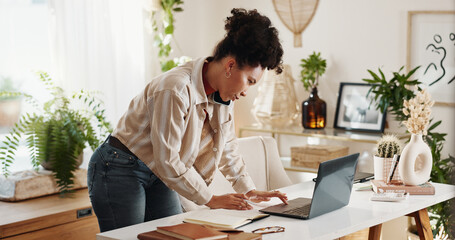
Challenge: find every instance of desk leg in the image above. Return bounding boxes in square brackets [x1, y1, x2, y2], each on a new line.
[406, 208, 433, 240]
[368, 224, 382, 240]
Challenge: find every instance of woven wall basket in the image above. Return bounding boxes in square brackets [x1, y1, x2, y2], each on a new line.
[272, 0, 320, 47]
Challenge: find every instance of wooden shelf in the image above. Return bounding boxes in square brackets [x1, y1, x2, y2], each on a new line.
[0, 188, 99, 239]
[239, 124, 409, 144]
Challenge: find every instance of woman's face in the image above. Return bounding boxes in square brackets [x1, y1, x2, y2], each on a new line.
[218, 64, 264, 102]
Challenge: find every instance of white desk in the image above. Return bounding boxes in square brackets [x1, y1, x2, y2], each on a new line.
[97, 181, 455, 240]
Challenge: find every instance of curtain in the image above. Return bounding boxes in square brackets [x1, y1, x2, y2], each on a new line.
[48, 0, 146, 123]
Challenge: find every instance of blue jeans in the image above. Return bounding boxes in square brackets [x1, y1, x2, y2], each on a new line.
[87, 138, 183, 232]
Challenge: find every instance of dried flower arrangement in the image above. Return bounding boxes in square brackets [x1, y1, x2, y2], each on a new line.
[402, 89, 434, 135]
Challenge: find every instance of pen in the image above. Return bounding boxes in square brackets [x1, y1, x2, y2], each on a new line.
[387, 155, 400, 184]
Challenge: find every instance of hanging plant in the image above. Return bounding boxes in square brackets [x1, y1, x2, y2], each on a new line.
[149, 0, 190, 72]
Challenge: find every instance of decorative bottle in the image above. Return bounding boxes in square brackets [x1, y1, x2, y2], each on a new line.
[302, 87, 326, 129]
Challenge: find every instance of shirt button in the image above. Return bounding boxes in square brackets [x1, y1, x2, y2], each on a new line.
[212, 148, 218, 152]
[213, 129, 218, 133]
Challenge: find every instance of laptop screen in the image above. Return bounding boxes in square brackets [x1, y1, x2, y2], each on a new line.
[309, 153, 359, 218]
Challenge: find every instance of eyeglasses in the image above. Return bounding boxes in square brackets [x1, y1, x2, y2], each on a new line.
[252, 226, 285, 234]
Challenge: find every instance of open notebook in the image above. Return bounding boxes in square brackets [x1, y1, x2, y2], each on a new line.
[183, 209, 269, 229]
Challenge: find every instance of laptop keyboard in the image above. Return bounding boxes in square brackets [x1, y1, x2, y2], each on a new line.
[283, 204, 311, 216]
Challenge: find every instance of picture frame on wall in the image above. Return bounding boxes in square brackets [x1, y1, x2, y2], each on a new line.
[406, 11, 455, 107]
[334, 82, 386, 133]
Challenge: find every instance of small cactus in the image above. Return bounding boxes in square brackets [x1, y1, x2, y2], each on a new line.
[376, 134, 401, 158]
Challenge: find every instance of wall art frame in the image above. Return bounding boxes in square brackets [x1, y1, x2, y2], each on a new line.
[406, 11, 455, 107]
[334, 82, 386, 133]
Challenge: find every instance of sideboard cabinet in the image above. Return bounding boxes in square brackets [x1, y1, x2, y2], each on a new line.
[0, 188, 99, 240]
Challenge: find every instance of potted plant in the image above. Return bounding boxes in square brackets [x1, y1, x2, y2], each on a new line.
[0, 76, 22, 128]
[363, 66, 454, 238]
[300, 51, 327, 129]
[374, 134, 401, 181]
[0, 72, 112, 194]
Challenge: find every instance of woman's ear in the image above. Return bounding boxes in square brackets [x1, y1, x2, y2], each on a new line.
[225, 57, 236, 72]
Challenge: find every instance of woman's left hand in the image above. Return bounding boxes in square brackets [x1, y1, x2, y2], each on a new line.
[245, 190, 288, 204]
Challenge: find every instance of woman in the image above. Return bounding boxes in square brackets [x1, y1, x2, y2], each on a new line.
[88, 8, 288, 232]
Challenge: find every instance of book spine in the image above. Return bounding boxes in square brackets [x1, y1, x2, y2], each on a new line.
[373, 186, 434, 195]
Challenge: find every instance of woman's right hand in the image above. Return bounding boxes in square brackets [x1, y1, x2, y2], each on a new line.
[206, 193, 253, 210]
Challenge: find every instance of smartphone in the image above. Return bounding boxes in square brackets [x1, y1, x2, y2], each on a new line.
[213, 91, 231, 105]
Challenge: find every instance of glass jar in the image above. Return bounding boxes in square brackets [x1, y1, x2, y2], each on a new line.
[302, 87, 326, 129]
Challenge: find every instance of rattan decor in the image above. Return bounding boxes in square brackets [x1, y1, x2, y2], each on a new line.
[272, 0, 320, 47]
[291, 145, 349, 168]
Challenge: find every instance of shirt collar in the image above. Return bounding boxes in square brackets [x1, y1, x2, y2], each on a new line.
[192, 57, 210, 105]
[191, 57, 231, 107]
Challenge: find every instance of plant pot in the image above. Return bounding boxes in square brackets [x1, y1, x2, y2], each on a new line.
[302, 87, 326, 129]
[398, 134, 432, 185]
[41, 154, 84, 171]
[0, 99, 21, 127]
[373, 156, 401, 182]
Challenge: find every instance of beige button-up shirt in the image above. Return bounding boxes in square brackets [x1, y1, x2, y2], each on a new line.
[112, 57, 255, 205]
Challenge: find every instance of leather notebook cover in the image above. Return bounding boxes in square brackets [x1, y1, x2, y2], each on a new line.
[227, 232, 262, 240]
[137, 230, 180, 240]
[156, 222, 227, 239]
[137, 230, 261, 240]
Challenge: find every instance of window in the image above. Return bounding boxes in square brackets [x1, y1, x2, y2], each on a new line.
[0, 0, 51, 173]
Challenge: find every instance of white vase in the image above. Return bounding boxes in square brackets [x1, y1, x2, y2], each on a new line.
[398, 134, 432, 185]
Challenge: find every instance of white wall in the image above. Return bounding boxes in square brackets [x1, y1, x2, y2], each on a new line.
[173, 0, 455, 160]
[173, 2, 454, 237]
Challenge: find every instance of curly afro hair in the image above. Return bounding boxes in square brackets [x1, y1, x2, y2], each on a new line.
[212, 8, 283, 74]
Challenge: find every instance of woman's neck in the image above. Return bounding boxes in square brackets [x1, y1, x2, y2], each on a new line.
[204, 60, 222, 93]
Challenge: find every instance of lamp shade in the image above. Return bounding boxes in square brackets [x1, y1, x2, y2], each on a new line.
[272, 0, 319, 47]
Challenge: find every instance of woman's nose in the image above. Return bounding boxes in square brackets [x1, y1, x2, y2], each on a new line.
[240, 91, 247, 97]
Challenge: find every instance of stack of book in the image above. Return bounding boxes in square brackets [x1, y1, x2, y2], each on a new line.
[370, 180, 435, 195]
[137, 222, 262, 240]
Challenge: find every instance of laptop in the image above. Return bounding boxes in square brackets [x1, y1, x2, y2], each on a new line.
[259, 153, 359, 219]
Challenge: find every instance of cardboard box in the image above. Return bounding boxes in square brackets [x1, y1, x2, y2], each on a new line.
[291, 145, 349, 168]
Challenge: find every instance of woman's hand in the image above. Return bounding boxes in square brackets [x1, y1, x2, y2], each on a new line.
[245, 189, 288, 204]
[206, 193, 253, 210]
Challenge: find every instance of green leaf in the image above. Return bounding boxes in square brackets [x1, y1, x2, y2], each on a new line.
[428, 121, 442, 131]
[164, 25, 174, 35]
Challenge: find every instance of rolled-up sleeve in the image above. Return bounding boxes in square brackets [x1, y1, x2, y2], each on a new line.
[148, 90, 212, 205]
[218, 115, 256, 194]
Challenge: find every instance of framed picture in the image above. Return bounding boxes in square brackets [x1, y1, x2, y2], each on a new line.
[406, 11, 455, 106]
[334, 82, 386, 133]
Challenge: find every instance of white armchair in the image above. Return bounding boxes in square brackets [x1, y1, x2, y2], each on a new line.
[180, 136, 292, 211]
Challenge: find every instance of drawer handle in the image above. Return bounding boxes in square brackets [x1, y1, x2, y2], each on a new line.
[77, 208, 93, 218]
